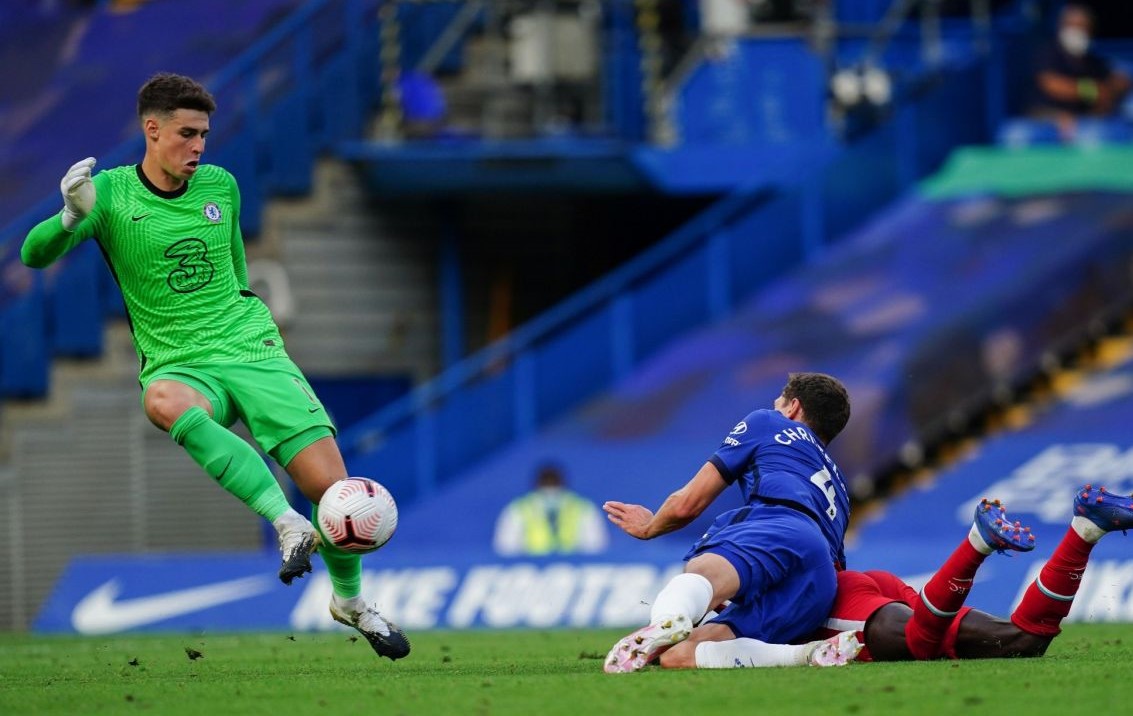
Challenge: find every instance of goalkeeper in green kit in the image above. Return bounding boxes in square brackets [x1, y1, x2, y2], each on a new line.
[21, 73, 409, 660]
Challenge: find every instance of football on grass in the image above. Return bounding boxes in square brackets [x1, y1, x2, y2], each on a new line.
[317, 477, 398, 553]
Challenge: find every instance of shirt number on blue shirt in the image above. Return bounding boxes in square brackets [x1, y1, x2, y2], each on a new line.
[809, 468, 838, 520]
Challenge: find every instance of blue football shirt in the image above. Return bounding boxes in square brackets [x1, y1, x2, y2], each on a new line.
[708, 408, 850, 567]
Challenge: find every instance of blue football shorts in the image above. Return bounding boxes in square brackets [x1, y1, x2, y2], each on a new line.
[684, 503, 838, 644]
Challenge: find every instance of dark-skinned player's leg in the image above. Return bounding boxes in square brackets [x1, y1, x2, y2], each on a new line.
[1010, 485, 1133, 640]
[860, 602, 914, 661]
[903, 499, 1034, 659]
[952, 610, 1053, 658]
[876, 486, 1133, 660]
[864, 600, 1052, 660]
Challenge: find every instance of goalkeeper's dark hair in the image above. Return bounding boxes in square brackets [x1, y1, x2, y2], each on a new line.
[781, 372, 851, 445]
[137, 73, 216, 119]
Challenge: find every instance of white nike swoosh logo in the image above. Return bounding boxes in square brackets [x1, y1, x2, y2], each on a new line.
[71, 575, 275, 634]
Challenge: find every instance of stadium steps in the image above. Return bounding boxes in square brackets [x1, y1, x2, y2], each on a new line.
[869, 316, 1133, 514]
[259, 159, 441, 381]
[0, 321, 140, 445]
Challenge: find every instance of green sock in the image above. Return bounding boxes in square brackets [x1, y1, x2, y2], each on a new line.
[170, 406, 290, 522]
[312, 504, 363, 599]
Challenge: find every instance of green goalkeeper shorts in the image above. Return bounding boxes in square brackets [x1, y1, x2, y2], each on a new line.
[145, 357, 337, 465]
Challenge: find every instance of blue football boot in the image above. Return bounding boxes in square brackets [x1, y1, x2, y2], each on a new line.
[974, 498, 1036, 554]
[1074, 484, 1133, 535]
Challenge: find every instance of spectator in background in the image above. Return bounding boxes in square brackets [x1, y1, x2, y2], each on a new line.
[1033, 3, 1131, 140]
[493, 462, 609, 556]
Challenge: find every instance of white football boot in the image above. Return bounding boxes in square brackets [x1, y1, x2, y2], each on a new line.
[330, 595, 411, 661]
[604, 615, 693, 673]
[805, 631, 862, 667]
[277, 518, 319, 585]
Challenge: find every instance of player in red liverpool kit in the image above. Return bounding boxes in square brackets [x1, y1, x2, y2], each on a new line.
[664, 484, 1133, 668]
[815, 484, 1133, 661]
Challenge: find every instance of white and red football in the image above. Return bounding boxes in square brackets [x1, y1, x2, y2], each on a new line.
[317, 477, 398, 554]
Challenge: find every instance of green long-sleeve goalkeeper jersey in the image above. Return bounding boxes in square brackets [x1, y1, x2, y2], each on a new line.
[22, 163, 287, 383]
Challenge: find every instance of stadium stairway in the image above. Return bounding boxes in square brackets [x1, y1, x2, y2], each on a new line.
[256, 160, 441, 382]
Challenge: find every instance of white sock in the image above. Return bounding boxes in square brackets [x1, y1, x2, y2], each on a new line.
[1071, 515, 1106, 543]
[332, 593, 365, 614]
[650, 573, 714, 625]
[968, 524, 993, 555]
[272, 508, 310, 534]
[695, 638, 811, 668]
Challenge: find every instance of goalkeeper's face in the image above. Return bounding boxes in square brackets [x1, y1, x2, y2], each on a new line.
[147, 109, 210, 185]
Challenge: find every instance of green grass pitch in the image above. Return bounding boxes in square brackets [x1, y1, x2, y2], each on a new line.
[1, 625, 1128, 715]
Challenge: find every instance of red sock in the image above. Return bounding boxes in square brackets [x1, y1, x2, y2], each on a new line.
[905, 538, 986, 660]
[1011, 527, 1093, 637]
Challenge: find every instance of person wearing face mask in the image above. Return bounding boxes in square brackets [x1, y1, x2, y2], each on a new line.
[1033, 3, 1131, 134]
[493, 462, 610, 556]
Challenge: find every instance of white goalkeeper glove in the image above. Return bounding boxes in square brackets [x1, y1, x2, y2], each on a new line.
[60, 157, 97, 231]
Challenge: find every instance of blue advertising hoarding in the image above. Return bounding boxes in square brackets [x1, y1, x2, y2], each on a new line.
[36, 551, 683, 635]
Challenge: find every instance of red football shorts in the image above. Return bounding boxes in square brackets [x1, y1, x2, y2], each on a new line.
[813, 569, 972, 661]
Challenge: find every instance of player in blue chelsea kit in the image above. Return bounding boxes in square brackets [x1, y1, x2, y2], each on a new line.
[604, 373, 855, 672]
